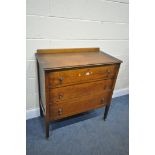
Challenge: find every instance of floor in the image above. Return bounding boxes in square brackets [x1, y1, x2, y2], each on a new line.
[26, 95, 129, 155]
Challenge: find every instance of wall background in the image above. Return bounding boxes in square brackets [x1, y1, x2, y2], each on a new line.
[26, 0, 129, 115]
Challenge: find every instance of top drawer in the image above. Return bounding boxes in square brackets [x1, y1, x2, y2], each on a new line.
[48, 64, 119, 88]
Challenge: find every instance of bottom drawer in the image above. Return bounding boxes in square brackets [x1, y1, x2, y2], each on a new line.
[49, 91, 112, 121]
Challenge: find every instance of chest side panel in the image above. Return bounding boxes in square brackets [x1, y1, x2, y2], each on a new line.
[39, 66, 46, 112]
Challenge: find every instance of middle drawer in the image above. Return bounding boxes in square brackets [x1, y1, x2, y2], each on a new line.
[49, 79, 114, 106]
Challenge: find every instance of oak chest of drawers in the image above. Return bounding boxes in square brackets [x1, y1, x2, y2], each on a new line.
[36, 48, 122, 138]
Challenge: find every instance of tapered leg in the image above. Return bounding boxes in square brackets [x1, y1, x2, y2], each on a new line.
[39, 100, 43, 117]
[104, 104, 110, 121]
[45, 120, 49, 138]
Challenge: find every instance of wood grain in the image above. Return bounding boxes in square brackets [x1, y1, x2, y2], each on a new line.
[36, 49, 122, 70]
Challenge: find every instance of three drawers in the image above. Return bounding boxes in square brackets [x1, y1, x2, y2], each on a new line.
[48, 64, 119, 120]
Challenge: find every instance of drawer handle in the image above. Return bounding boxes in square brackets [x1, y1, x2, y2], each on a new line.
[58, 108, 63, 115]
[107, 70, 111, 74]
[59, 93, 63, 100]
[58, 77, 64, 83]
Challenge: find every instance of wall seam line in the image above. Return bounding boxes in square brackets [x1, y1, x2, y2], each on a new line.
[26, 14, 128, 24]
[26, 38, 129, 41]
[105, 0, 129, 4]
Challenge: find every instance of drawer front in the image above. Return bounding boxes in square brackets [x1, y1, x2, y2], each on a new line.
[49, 79, 114, 105]
[48, 64, 119, 88]
[49, 91, 112, 120]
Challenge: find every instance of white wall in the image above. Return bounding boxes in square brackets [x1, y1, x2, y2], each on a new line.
[26, 0, 129, 111]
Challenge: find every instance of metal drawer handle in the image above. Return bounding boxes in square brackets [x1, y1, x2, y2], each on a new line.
[59, 93, 63, 100]
[58, 108, 63, 115]
[107, 70, 111, 74]
[58, 77, 64, 83]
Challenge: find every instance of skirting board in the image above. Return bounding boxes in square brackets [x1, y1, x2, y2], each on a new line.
[26, 88, 129, 120]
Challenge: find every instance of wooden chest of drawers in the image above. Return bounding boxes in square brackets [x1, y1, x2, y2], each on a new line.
[36, 48, 122, 138]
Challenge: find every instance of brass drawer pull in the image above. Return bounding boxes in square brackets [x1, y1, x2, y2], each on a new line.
[58, 77, 64, 84]
[59, 93, 64, 100]
[58, 108, 63, 115]
[107, 70, 111, 74]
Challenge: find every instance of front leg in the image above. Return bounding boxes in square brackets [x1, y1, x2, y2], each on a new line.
[45, 119, 49, 138]
[103, 104, 110, 121]
[39, 99, 43, 117]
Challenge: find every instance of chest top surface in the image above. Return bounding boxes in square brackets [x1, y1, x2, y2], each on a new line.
[36, 48, 122, 70]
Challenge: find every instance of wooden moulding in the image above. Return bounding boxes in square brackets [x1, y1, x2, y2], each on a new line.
[37, 47, 100, 54]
